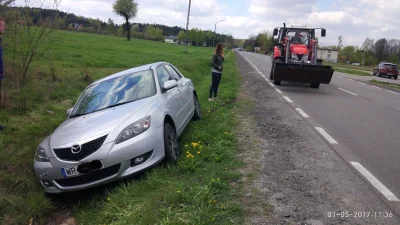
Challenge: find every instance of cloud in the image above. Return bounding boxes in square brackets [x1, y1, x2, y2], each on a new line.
[12, 0, 400, 46]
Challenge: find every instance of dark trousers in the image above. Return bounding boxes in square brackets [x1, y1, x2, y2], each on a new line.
[209, 72, 222, 98]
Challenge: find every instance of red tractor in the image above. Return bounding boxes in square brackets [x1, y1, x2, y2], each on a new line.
[270, 23, 334, 88]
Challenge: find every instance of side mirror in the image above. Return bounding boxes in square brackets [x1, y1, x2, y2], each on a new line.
[321, 29, 326, 37]
[273, 28, 278, 36]
[163, 79, 178, 91]
[66, 108, 73, 117]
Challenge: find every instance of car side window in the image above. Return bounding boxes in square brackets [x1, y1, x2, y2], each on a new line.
[157, 66, 172, 88]
[164, 64, 181, 80]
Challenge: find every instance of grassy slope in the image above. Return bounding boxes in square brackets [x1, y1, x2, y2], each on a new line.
[333, 67, 372, 76]
[0, 31, 243, 224]
[370, 79, 400, 90]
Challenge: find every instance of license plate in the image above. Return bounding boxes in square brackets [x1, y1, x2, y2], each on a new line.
[61, 166, 80, 177]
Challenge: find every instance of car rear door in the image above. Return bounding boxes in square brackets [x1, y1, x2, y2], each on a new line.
[156, 65, 185, 133]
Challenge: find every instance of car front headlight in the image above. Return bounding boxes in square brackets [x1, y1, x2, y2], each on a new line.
[35, 146, 49, 162]
[116, 115, 151, 144]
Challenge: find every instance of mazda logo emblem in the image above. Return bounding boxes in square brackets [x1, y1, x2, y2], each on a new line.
[71, 144, 82, 154]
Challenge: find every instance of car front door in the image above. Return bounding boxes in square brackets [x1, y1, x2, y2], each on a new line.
[164, 64, 193, 125]
[156, 65, 185, 133]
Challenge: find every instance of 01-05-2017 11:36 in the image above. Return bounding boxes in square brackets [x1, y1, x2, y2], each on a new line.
[327, 211, 393, 218]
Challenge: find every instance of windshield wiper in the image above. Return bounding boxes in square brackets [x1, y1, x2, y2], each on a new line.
[103, 100, 136, 109]
[69, 112, 90, 118]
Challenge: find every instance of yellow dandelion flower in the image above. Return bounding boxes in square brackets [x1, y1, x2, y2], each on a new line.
[107, 198, 110, 201]
[224, 132, 227, 134]
[185, 145, 188, 147]
[197, 151, 200, 154]
[212, 178, 215, 182]
[191, 155, 194, 158]
[186, 155, 190, 158]
[186, 151, 189, 154]
[177, 190, 181, 193]
[191, 142, 199, 147]
[200, 146, 203, 148]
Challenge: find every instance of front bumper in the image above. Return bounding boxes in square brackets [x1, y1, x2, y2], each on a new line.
[34, 125, 165, 194]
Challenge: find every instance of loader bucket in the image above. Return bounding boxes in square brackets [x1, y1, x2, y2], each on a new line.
[272, 63, 334, 84]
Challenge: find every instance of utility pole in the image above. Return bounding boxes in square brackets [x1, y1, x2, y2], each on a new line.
[185, 0, 191, 53]
[213, 20, 223, 47]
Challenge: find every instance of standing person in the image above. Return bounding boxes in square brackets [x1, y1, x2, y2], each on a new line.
[209, 42, 224, 101]
[0, 17, 6, 131]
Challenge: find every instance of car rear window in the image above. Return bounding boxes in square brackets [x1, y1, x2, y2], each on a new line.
[384, 64, 397, 69]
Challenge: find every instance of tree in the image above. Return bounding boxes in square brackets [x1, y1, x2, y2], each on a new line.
[177, 30, 185, 43]
[0, 0, 14, 13]
[106, 18, 115, 34]
[374, 38, 387, 61]
[112, 0, 138, 41]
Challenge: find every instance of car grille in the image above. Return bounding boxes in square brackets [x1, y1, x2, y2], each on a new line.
[54, 163, 121, 187]
[53, 135, 108, 161]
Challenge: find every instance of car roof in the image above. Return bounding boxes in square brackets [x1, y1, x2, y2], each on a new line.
[380, 62, 397, 65]
[91, 62, 169, 85]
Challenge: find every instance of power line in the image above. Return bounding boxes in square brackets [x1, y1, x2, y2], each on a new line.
[192, 0, 206, 22]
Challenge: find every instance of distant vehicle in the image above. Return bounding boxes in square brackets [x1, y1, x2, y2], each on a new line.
[33, 62, 202, 193]
[237, 48, 243, 51]
[351, 63, 360, 66]
[373, 62, 398, 79]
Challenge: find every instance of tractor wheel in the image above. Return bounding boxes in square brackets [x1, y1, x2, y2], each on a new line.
[273, 80, 281, 85]
[310, 83, 320, 89]
[271, 58, 282, 84]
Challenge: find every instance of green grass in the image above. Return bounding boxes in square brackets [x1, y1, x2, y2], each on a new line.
[0, 30, 244, 224]
[370, 79, 400, 90]
[333, 67, 372, 76]
[323, 62, 374, 71]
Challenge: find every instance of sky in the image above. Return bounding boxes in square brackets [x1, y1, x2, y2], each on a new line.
[14, 0, 400, 46]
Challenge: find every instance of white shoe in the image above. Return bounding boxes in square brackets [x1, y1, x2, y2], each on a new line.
[208, 98, 214, 101]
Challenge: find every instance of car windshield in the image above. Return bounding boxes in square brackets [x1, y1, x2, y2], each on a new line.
[70, 69, 156, 117]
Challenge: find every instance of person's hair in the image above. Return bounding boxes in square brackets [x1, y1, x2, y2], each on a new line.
[214, 42, 224, 55]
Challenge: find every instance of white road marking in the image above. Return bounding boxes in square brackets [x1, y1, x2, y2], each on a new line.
[338, 88, 358, 96]
[265, 78, 269, 82]
[275, 88, 282, 93]
[261, 75, 265, 78]
[283, 96, 293, 103]
[315, 127, 338, 144]
[268, 82, 275, 87]
[387, 90, 399, 95]
[372, 86, 382, 90]
[357, 81, 366, 85]
[338, 76, 343, 78]
[350, 161, 400, 202]
[295, 108, 310, 118]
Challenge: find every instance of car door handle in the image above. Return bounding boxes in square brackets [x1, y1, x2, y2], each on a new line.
[185, 81, 190, 86]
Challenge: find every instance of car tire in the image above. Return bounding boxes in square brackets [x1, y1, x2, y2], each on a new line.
[310, 83, 320, 88]
[273, 80, 281, 85]
[163, 123, 179, 164]
[394, 76, 398, 80]
[377, 72, 381, 77]
[192, 94, 201, 121]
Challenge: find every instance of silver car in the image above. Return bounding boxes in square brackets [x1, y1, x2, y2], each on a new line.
[33, 62, 202, 194]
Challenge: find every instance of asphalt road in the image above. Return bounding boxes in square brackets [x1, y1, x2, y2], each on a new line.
[238, 51, 400, 217]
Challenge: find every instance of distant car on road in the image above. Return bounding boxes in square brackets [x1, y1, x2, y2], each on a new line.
[373, 62, 398, 80]
[33, 62, 202, 193]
